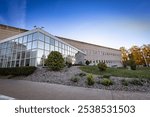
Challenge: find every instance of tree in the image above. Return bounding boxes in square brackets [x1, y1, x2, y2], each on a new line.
[45, 51, 65, 71]
[120, 47, 128, 67]
[129, 46, 143, 66]
[141, 44, 150, 66]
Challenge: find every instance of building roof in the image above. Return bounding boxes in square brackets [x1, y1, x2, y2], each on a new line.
[0, 24, 28, 32]
[56, 36, 120, 51]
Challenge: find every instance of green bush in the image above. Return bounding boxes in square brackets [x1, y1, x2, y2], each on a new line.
[129, 79, 143, 86]
[45, 51, 65, 71]
[103, 74, 111, 78]
[86, 73, 95, 85]
[0, 66, 36, 76]
[101, 78, 113, 86]
[97, 62, 107, 71]
[70, 76, 80, 83]
[121, 79, 129, 86]
[85, 60, 90, 65]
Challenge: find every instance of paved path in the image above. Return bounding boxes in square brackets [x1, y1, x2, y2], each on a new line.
[0, 79, 150, 100]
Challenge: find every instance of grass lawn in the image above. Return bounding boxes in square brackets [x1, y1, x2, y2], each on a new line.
[79, 66, 150, 79]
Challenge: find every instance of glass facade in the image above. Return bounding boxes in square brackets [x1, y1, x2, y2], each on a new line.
[0, 30, 81, 68]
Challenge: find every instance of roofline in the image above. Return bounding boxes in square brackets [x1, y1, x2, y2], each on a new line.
[0, 24, 28, 32]
[56, 36, 120, 51]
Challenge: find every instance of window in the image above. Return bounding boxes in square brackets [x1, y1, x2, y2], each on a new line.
[21, 51, 25, 59]
[55, 46, 58, 51]
[25, 59, 30, 66]
[27, 42, 32, 50]
[58, 42, 61, 48]
[23, 36, 27, 43]
[28, 34, 32, 42]
[30, 50, 37, 58]
[45, 36, 50, 43]
[33, 32, 38, 41]
[26, 51, 30, 58]
[37, 49, 44, 58]
[39, 33, 44, 41]
[32, 41, 37, 49]
[20, 60, 24, 66]
[38, 41, 44, 49]
[50, 38, 55, 45]
[51, 45, 54, 51]
[45, 43, 49, 51]
[17, 52, 21, 59]
[55, 40, 58, 47]
[30, 58, 36, 66]
[18, 37, 23, 43]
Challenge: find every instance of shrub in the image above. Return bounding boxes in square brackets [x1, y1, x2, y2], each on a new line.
[0, 66, 36, 76]
[86, 73, 95, 85]
[78, 72, 86, 77]
[85, 60, 90, 65]
[103, 74, 111, 78]
[97, 62, 107, 71]
[70, 76, 80, 83]
[129, 79, 143, 86]
[66, 56, 73, 68]
[101, 78, 113, 86]
[45, 51, 65, 71]
[121, 79, 129, 86]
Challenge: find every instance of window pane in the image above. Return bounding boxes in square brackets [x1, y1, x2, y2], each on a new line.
[32, 41, 37, 49]
[20, 60, 24, 66]
[50, 38, 54, 45]
[45, 36, 50, 43]
[21, 51, 25, 59]
[33, 32, 38, 41]
[28, 34, 32, 42]
[55, 40, 58, 47]
[38, 41, 44, 49]
[51, 45, 54, 51]
[30, 58, 36, 66]
[37, 49, 44, 58]
[26, 51, 30, 58]
[17, 52, 21, 59]
[55, 46, 58, 51]
[31, 50, 37, 58]
[58, 42, 62, 48]
[27, 42, 32, 50]
[39, 33, 44, 41]
[45, 43, 49, 51]
[25, 59, 30, 66]
[18, 37, 23, 43]
[23, 36, 27, 43]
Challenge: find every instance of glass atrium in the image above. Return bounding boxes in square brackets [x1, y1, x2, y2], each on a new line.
[0, 29, 84, 68]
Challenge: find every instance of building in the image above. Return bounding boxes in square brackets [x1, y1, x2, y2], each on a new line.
[0, 24, 122, 68]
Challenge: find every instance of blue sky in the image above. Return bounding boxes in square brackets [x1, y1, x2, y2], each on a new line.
[0, 0, 150, 49]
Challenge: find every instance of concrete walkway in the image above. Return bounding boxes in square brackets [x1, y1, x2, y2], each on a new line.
[0, 79, 150, 100]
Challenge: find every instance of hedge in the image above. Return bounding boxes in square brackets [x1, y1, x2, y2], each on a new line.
[0, 66, 36, 76]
